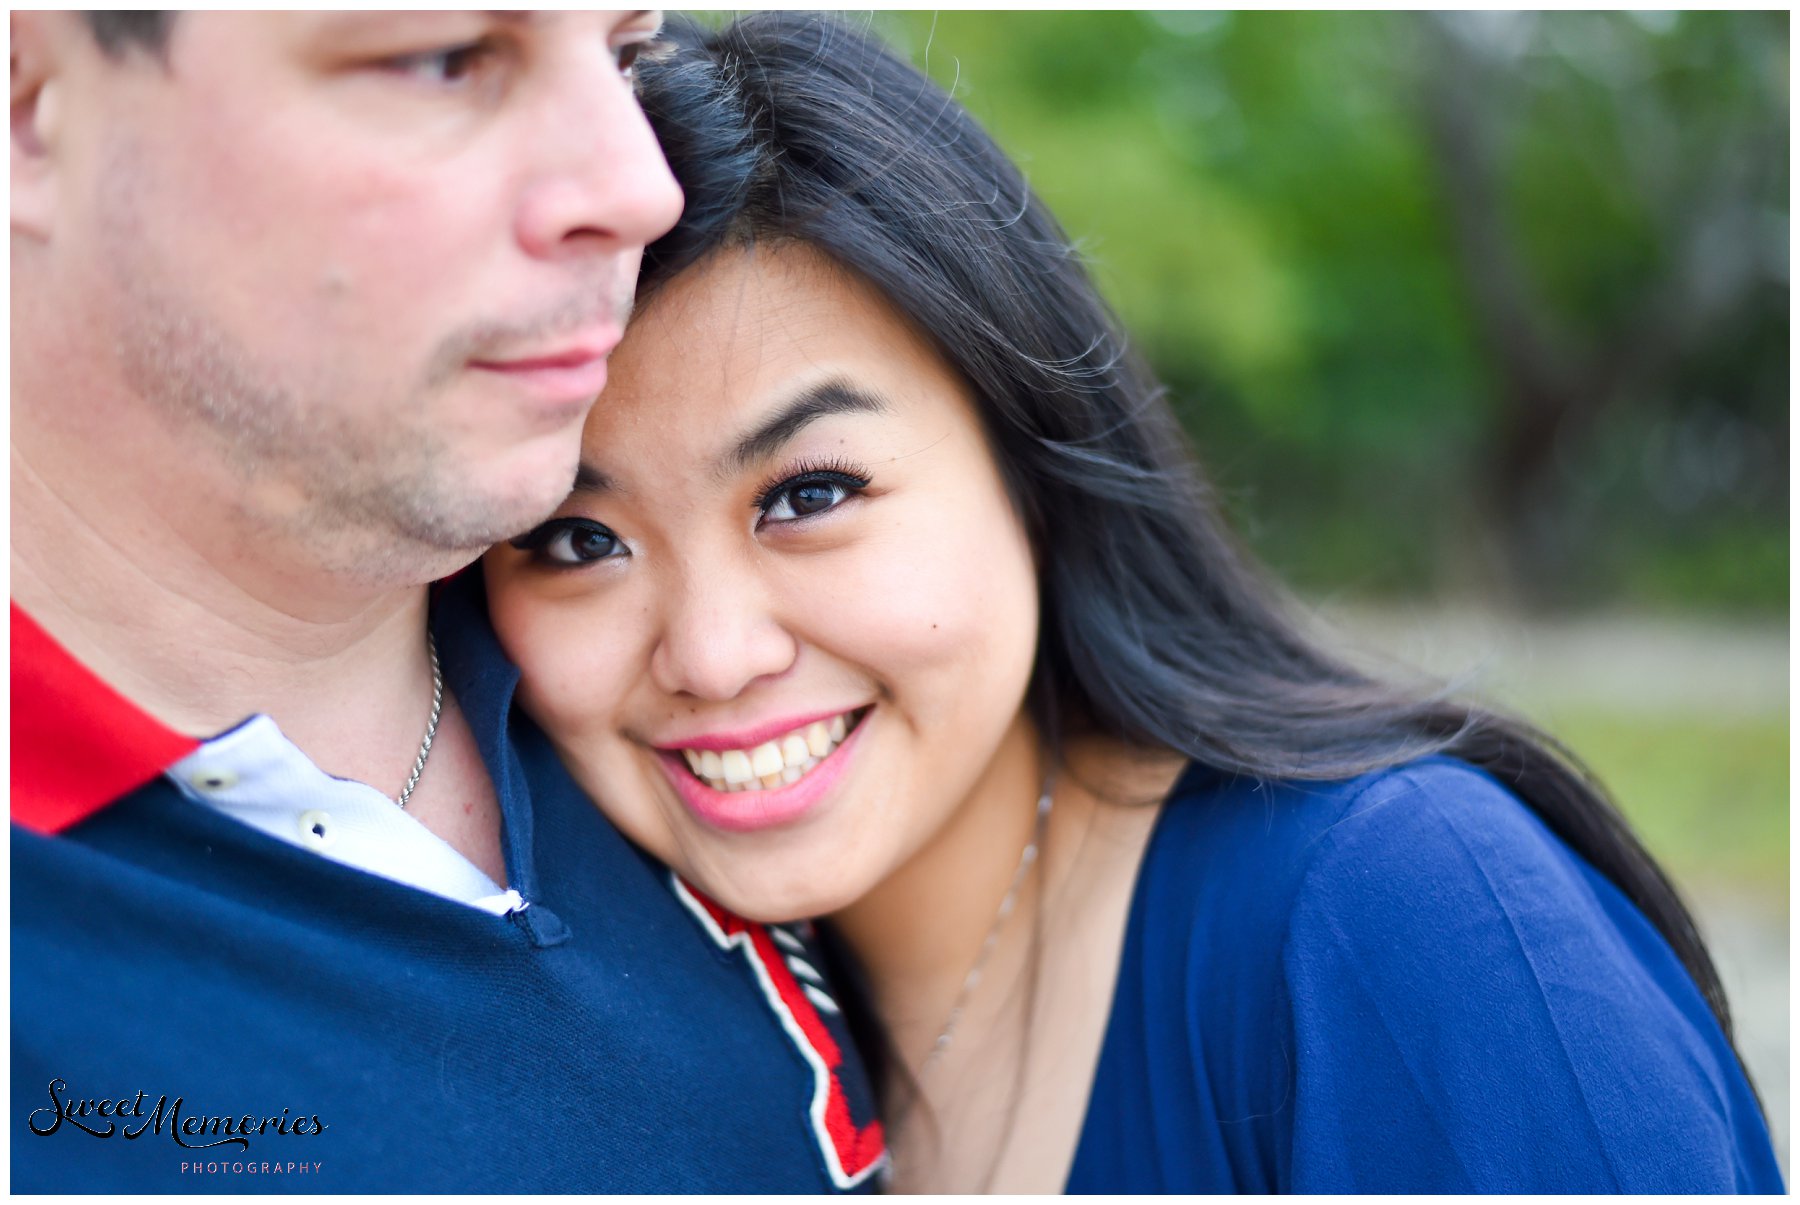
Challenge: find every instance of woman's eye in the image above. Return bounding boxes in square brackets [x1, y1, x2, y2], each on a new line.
[757, 473, 868, 525]
[509, 519, 626, 567]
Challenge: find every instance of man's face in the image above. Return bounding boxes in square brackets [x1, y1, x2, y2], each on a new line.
[21, 12, 683, 561]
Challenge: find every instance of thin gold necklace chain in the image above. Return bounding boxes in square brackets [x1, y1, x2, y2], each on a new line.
[920, 778, 1054, 1077]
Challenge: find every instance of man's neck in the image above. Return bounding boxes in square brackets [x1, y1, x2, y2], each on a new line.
[11, 434, 480, 809]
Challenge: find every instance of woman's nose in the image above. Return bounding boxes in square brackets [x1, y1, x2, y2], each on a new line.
[648, 570, 799, 701]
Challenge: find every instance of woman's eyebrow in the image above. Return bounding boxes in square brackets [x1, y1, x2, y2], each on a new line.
[719, 378, 890, 476]
[568, 462, 614, 496]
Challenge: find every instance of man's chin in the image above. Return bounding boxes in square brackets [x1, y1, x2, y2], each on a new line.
[292, 443, 582, 585]
[410, 448, 583, 552]
[394, 497, 562, 559]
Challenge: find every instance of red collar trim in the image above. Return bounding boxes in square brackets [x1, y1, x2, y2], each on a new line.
[11, 602, 199, 834]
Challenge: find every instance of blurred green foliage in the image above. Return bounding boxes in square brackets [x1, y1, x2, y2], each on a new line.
[845, 10, 1788, 613]
[1547, 705, 1789, 903]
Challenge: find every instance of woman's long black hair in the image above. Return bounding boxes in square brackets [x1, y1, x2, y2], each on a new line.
[632, 11, 1741, 1079]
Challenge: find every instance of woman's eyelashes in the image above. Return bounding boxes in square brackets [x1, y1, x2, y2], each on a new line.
[509, 517, 626, 567]
[507, 459, 873, 568]
[754, 459, 873, 526]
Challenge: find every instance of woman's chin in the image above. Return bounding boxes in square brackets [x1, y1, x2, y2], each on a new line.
[701, 865, 872, 927]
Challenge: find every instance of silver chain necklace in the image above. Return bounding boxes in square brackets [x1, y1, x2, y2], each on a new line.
[921, 779, 1054, 1076]
[393, 631, 443, 810]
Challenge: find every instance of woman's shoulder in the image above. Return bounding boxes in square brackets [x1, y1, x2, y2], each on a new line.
[1149, 755, 1683, 1016]
[1254, 755, 1658, 1005]
[1146, 755, 1569, 936]
[1136, 756, 1779, 1191]
[1161, 752, 1544, 856]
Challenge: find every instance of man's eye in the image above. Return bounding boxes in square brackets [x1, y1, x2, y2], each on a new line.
[509, 519, 626, 567]
[613, 40, 648, 80]
[387, 40, 502, 86]
[757, 472, 869, 525]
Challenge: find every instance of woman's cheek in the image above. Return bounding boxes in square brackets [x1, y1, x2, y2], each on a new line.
[812, 503, 1038, 701]
[500, 601, 629, 747]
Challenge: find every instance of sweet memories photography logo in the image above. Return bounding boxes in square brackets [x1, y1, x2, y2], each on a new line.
[27, 1078, 326, 1153]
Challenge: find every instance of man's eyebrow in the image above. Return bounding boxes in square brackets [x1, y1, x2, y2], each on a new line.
[721, 379, 891, 476]
[314, 11, 521, 29]
[317, 10, 638, 39]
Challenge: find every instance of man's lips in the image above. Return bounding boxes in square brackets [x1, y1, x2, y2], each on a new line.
[475, 347, 612, 371]
[469, 335, 621, 404]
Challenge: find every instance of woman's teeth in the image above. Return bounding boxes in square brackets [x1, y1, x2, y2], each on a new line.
[680, 713, 853, 792]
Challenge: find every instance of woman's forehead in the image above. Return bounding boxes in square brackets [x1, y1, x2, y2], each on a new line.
[591, 246, 964, 460]
[628, 247, 938, 375]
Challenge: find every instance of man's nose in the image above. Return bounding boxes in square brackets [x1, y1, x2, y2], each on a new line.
[649, 570, 800, 702]
[513, 53, 685, 262]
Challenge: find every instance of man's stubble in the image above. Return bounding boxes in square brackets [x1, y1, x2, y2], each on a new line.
[93, 142, 610, 585]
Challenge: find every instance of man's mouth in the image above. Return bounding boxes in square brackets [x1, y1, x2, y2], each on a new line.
[471, 325, 624, 371]
[465, 331, 624, 408]
[674, 708, 869, 793]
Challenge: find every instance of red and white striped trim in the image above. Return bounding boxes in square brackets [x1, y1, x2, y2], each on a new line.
[672, 874, 888, 1190]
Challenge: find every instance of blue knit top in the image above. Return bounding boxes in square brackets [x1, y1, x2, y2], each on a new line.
[1064, 758, 1782, 1192]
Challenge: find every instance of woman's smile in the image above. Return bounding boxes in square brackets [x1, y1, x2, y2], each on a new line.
[653, 707, 873, 833]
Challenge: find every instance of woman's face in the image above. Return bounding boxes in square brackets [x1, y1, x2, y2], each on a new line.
[483, 244, 1041, 922]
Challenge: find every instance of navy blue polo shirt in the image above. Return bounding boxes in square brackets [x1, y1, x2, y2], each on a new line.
[11, 579, 886, 1193]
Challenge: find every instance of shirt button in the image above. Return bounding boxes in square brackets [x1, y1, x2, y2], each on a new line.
[187, 767, 239, 792]
[297, 810, 336, 849]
